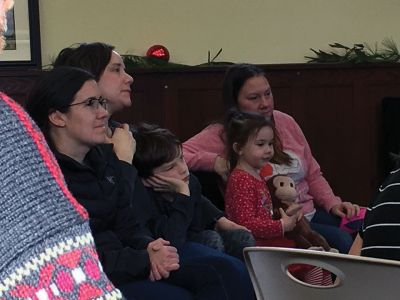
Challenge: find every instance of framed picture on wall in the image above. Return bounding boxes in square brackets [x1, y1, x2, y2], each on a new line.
[0, 0, 41, 69]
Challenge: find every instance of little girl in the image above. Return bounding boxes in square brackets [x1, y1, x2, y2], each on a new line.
[224, 110, 302, 246]
[224, 110, 334, 285]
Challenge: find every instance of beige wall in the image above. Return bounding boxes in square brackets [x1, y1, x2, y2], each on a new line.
[39, 0, 400, 67]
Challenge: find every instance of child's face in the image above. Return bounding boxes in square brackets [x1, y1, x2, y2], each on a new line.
[152, 148, 190, 183]
[237, 126, 274, 172]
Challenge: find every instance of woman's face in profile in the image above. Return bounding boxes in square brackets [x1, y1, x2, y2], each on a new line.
[237, 75, 274, 118]
[98, 51, 133, 114]
[56, 80, 109, 148]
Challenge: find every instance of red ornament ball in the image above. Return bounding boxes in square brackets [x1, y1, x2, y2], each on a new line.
[146, 45, 170, 62]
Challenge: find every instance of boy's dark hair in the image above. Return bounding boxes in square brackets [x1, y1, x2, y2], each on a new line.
[133, 123, 181, 178]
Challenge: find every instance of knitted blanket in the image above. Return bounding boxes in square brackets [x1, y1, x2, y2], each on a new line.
[0, 92, 124, 299]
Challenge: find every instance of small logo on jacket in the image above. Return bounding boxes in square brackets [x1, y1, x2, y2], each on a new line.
[106, 176, 115, 184]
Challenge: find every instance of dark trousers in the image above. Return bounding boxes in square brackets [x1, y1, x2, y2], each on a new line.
[310, 208, 353, 254]
[188, 229, 255, 260]
[177, 242, 254, 300]
[119, 242, 254, 300]
[119, 280, 193, 300]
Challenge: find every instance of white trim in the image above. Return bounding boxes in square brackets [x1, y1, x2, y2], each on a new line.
[379, 182, 400, 192]
[365, 223, 400, 230]
[370, 202, 400, 210]
[362, 245, 400, 251]
[390, 168, 400, 174]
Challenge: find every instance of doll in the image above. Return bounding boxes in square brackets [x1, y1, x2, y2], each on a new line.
[267, 175, 332, 251]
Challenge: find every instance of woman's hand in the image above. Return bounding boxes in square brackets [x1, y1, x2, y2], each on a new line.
[330, 202, 360, 219]
[107, 123, 135, 163]
[214, 155, 230, 182]
[215, 216, 251, 232]
[142, 174, 190, 196]
[147, 238, 180, 281]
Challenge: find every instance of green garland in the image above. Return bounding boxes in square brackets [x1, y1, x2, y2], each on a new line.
[305, 38, 400, 63]
[122, 54, 188, 69]
[122, 48, 233, 69]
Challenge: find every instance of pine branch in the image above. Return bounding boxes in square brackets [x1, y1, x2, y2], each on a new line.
[306, 38, 400, 63]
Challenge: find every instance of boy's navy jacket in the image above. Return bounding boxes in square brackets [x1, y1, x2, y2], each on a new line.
[132, 174, 225, 248]
[54, 143, 154, 285]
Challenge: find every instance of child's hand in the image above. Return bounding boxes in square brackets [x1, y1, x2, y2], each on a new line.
[142, 174, 190, 196]
[215, 217, 251, 232]
[280, 208, 300, 232]
[285, 203, 303, 217]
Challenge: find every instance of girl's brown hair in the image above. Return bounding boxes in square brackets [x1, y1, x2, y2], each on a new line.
[224, 109, 292, 172]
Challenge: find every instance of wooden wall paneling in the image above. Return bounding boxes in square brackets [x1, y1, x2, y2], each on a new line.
[113, 72, 165, 127]
[353, 68, 400, 205]
[161, 73, 180, 138]
[291, 70, 359, 204]
[3, 64, 400, 208]
[267, 70, 297, 116]
[0, 70, 40, 104]
[164, 69, 226, 141]
[363, 85, 400, 178]
[298, 84, 357, 199]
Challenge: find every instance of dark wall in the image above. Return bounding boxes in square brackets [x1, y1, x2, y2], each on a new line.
[3, 63, 400, 206]
[0, 70, 41, 104]
[113, 64, 400, 206]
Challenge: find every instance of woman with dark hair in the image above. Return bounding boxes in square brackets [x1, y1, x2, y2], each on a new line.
[25, 66, 255, 300]
[54, 43, 114, 80]
[183, 63, 361, 254]
[54, 42, 133, 115]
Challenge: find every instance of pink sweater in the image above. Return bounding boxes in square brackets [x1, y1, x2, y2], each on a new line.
[182, 110, 342, 216]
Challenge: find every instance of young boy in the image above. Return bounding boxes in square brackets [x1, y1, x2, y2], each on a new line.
[132, 123, 255, 260]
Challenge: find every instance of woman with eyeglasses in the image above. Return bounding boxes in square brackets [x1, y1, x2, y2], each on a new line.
[25, 67, 109, 157]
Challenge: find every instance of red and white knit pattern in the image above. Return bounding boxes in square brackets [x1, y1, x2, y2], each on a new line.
[0, 233, 122, 299]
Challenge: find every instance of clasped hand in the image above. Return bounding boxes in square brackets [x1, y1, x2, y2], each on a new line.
[147, 238, 180, 281]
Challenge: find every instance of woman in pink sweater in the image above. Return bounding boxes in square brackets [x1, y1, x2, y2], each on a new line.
[183, 64, 360, 253]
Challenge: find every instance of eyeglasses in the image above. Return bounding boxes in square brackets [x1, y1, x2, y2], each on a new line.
[67, 96, 108, 110]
